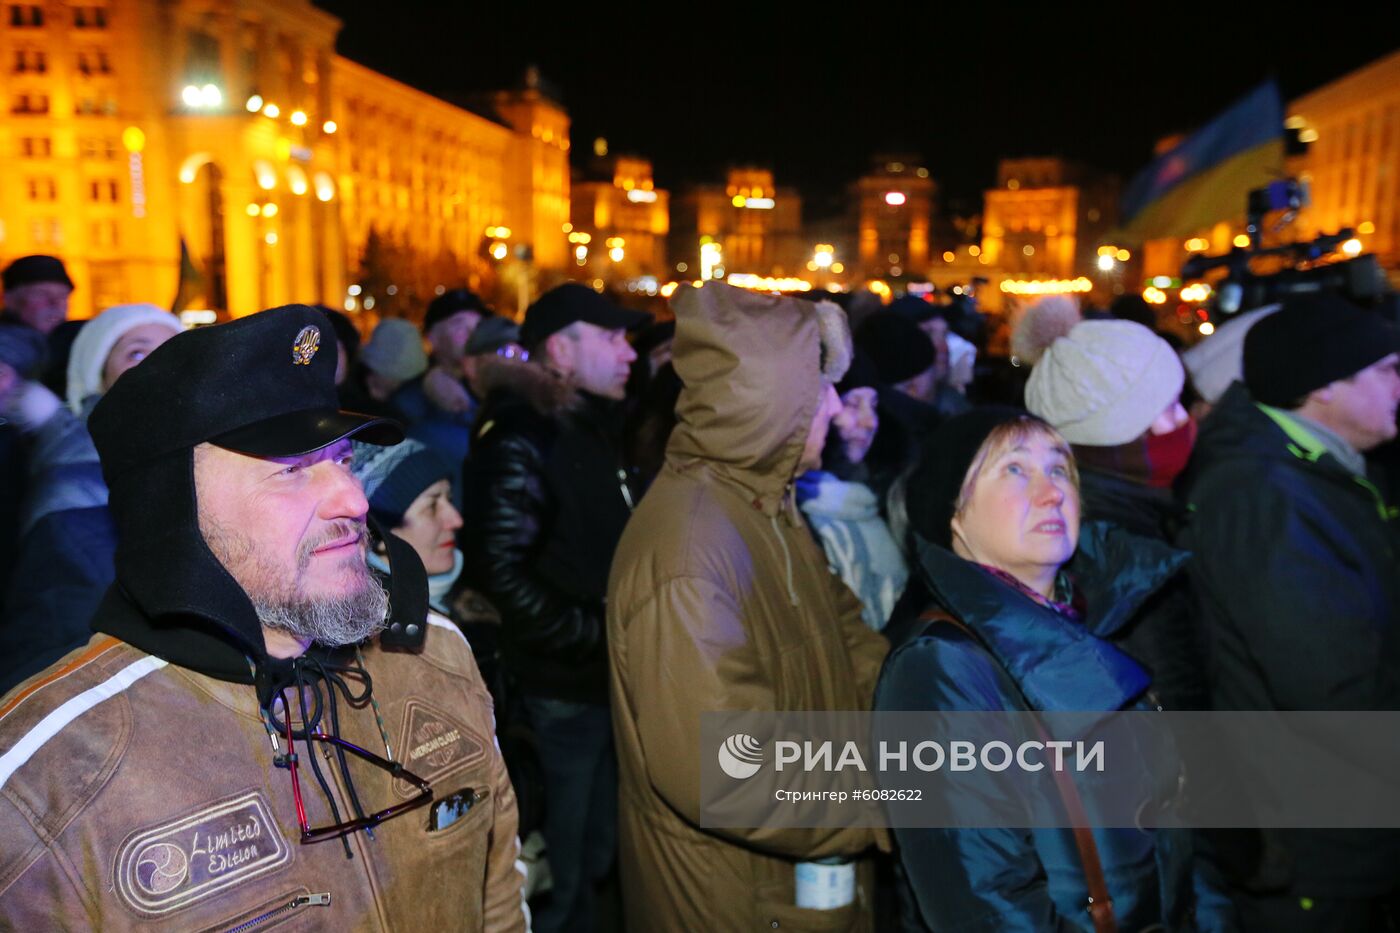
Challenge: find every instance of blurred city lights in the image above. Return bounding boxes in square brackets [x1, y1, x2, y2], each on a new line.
[1198, 321, 1215, 336]
[263, 102, 280, 118]
[490, 241, 508, 260]
[1001, 278, 1093, 296]
[290, 110, 307, 126]
[246, 94, 263, 113]
[322, 120, 337, 134]
[1233, 234, 1251, 248]
[727, 274, 810, 292]
[1097, 254, 1116, 271]
[1341, 238, 1363, 257]
[884, 191, 907, 206]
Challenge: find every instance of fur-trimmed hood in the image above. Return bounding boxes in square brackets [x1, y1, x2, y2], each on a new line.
[666, 284, 852, 512]
[472, 353, 582, 419]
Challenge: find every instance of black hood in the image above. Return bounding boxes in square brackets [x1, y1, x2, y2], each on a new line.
[92, 444, 428, 705]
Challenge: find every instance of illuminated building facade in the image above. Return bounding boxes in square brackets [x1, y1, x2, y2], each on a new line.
[980, 158, 1117, 280]
[0, 0, 569, 319]
[853, 154, 935, 280]
[1287, 48, 1400, 268]
[670, 167, 804, 281]
[569, 153, 669, 283]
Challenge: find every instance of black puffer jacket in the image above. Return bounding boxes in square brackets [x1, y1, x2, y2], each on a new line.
[460, 358, 637, 705]
[1077, 466, 1208, 711]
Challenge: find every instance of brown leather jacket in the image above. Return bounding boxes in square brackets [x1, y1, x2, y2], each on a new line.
[0, 614, 527, 931]
[607, 284, 890, 931]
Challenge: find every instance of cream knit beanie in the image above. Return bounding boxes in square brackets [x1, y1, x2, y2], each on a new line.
[1022, 315, 1184, 446]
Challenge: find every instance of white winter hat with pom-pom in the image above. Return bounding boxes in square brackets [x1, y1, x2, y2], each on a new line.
[1019, 298, 1184, 446]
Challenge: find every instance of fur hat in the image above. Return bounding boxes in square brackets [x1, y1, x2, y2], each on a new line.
[1021, 303, 1184, 446]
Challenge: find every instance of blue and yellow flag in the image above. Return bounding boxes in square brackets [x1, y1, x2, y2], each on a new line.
[1120, 81, 1284, 242]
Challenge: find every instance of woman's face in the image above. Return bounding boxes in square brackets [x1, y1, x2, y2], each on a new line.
[393, 479, 462, 576]
[951, 430, 1079, 597]
[102, 323, 176, 391]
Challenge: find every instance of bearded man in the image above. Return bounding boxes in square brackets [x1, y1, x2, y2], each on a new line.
[0, 305, 526, 930]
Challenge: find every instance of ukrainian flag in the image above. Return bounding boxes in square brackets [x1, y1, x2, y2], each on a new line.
[1120, 81, 1284, 242]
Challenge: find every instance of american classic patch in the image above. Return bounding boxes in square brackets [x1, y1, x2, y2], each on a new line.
[113, 790, 292, 917]
[394, 699, 484, 798]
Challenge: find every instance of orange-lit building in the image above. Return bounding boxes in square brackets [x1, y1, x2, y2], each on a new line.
[853, 154, 935, 280]
[670, 167, 804, 281]
[980, 158, 1118, 280]
[0, 0, 569, 319]
[1287, 48, 1400, 268]
[569, 152, 669, 284]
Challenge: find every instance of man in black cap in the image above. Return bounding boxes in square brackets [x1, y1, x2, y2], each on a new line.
[0, 305, 526, 930]
[1180, 293, 1400, 931]
[1, 254, 74, 336]
[391, 289, 494, 489]
[461, 282, 645, 932]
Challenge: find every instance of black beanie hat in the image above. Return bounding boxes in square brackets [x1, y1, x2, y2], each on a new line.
[2, 254, 73, 292]
[836, 348, 880, 395]
[423, 288, 490, 334]
[905, 406, 1036, 549]
[1244, 294, 1400, 407]
[855, 311, 935, 385]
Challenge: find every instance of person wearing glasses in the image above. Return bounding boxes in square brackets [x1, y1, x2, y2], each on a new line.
[0, 306, 526, 931]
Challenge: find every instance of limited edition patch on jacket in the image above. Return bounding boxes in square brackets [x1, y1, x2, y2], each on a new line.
[113, 790, 292, 917]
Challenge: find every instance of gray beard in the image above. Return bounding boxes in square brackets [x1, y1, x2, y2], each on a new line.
[253, 572, 390, 647]
[201, 513, 392, 647]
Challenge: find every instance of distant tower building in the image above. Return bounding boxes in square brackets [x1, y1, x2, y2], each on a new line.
[980, 158, 1117, 279]
[853, 154, 936, 281]
[569, 154, 669, 283]
[671, 167, 803, 281]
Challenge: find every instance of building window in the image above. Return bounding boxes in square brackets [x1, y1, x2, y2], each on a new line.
[19, 136, 51, 157]
[29, 218, 62, 247]
[75, 97, 117, 116]
[27, 177, 57, 201]
[77, 50, 112, 76]
[8, 4, 42, 27]
[89, 179, 119, 202]
[80, 136, 119, 159]
[12, 49, 46, 73]
[73, 5, 108, 28]
[11, 93, 49, 115]
[90, 219, 120, 248]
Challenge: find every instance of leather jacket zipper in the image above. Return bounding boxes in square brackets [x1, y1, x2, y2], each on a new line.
[225, 893, 331, 932]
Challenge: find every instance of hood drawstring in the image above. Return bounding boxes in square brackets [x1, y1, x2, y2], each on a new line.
[257, 651, 386, 861]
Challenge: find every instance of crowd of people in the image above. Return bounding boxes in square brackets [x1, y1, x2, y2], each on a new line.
[0, 249, 1398, 932]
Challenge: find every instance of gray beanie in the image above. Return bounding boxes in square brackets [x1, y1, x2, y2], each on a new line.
[1024, 319, 1184, 446]
[360, 318, 428, 382]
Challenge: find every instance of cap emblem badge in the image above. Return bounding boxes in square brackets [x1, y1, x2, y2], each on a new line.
[291, 325, 321, 365]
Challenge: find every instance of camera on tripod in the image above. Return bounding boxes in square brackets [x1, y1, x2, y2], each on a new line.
[1180, 178, 1389, 315]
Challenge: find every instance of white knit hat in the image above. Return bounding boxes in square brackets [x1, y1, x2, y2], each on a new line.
[66, 303, 183, 415]
[1180, 304, 1280, 405]
[1024, 319, 1185, 446]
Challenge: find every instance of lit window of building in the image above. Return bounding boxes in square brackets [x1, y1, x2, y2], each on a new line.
[72, 5, 108, 28]
[8, 4, 43, 27]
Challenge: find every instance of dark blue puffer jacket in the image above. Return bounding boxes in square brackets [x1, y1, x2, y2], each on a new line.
[877, 521, 1203, 932]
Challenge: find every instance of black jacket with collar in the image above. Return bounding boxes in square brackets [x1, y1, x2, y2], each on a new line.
[1179, 381, 1400, 897]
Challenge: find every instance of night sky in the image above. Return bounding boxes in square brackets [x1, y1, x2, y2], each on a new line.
[314, 4, 1397, 219]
